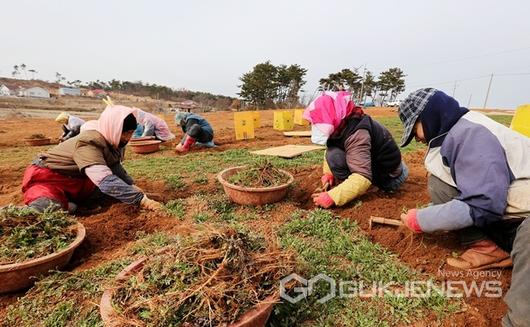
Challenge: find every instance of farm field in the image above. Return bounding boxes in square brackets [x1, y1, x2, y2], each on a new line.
[0, 108, 515, 326]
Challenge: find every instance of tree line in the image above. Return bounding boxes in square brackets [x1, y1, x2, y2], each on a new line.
[238, 62, 406, 108]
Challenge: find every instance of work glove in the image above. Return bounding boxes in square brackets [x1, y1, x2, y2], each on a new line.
[400, 209, 422, 233]
[175, 143, 185, 152]
[321, 174, 334, 189]
[140, 195, 162, 211]
[312, 192, 335, 208]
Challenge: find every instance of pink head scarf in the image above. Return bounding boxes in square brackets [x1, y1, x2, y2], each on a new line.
[81, 105, 138, 148]
[303, 91, 358, 137]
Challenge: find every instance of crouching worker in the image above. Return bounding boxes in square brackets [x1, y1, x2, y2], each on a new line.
[174, 111, 215, 153]
[398, 88, 530, 326]
[55, 112, 85, 142]
[133, 108, 175, 142]
[22, 105, 162, 213]
[305, 91, 408, 208]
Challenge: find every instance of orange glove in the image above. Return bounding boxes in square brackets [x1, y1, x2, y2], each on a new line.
[312, 192, 335, 208]
[400, 209, 422, 233]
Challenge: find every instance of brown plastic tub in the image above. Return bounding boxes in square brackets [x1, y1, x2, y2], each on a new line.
[23, 137, 51, 146]
[217, 166, 294, 205]
[130, 136, 156, 142]
[0, 222, 86, 294]
[129, 140, 161, 154]
[100, 257, 277, 327]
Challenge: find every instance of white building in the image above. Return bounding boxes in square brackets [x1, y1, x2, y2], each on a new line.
[58, 87, 81, 96]
[0, 85, 10, 97]
[18, 87, 50, 98]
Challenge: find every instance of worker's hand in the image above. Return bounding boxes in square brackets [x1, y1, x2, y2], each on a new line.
[140, 195, 162, 211]
[311, 192, 335, 208]
[175, 143, 186, 153]
[400, 209, 422, 233]
[321, 174, 334, 189]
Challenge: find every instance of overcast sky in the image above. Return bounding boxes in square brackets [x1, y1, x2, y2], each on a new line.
[1, 0, 529, 109]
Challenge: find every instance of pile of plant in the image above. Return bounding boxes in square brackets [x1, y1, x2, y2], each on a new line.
[0, 206, 77, 265]
[27, 133, 47, 139]
[4, 233, 179, 326]
[111, 227, 294, 326]
[228, 159, 290, 188]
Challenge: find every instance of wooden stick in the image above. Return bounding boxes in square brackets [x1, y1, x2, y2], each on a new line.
[369, 216, 403, 230]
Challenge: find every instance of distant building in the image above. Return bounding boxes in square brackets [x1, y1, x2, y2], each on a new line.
[58, 87, 81, 96]
[0, 84, 10, 97]
[174, 100, 198, 112]
[18, 87, 50, 98]
[86, 89, 108, 98]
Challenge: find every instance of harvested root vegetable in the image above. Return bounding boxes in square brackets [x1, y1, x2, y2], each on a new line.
[0, 205, 76, 265]
[111, 227, 294, 326]
[228, 160, 290, 188]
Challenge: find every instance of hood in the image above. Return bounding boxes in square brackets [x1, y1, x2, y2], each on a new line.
[81, 105, 138, 148]
[303, 91, 361, 139]
[420, 90, 469, 147]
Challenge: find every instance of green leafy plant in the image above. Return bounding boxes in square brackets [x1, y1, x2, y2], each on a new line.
[228, 159, 290, 188]
[0, 206, 77, 264]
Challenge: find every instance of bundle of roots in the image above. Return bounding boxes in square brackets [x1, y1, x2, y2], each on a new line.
[112, 226, 295, 326]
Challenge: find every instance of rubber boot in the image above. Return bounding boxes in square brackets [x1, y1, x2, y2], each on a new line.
[181, 134, 196, 152]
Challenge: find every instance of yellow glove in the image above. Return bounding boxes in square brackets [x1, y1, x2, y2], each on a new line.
[327, 173, 371, 207]
[140, 195, 162, 211]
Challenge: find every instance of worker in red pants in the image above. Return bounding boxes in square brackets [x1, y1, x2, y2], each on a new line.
[22, 105, 161, 213]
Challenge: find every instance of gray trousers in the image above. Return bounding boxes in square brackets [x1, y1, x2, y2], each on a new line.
[428, 175, 530, 326]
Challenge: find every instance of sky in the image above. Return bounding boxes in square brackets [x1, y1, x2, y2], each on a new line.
[1, 0, 530, 109]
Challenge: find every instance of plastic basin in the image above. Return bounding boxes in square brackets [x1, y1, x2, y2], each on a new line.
[24, 138, 51, 146]
[100, 257, 276, 327]
[129, 140, 162, 154]
[0, 222, 86, 294]
[217, 166, 294, 205]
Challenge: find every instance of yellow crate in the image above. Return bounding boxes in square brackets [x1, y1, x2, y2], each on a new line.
[511, 104, 530, 138]
[234, 112, 255, 140]
[294, 109, 309, 126]
[273, 110, 294, 131]
[252, 111, 260, 128]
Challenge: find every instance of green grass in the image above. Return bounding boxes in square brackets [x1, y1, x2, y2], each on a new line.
[270, 209, 459, 326]
[124, 148, 325, 181]
[5, 259, 131, 327]
[487, 114, 513, 127]
[163, 199, 186, 219]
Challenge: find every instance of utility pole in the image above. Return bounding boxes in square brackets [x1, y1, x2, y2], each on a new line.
[483, 74, 494, 109]
[452, 81, 458, 97]
[467, 93, 472, 108]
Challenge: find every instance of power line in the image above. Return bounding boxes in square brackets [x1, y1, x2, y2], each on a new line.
[426, 45, 530, 66]
[367, 45, 530, 73]
[407, 74, 491, 88]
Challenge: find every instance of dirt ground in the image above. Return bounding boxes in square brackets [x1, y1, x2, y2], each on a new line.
[0, 108, 510, 326]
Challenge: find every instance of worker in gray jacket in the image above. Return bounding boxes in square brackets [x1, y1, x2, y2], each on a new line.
[398, 88, 530, 327]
